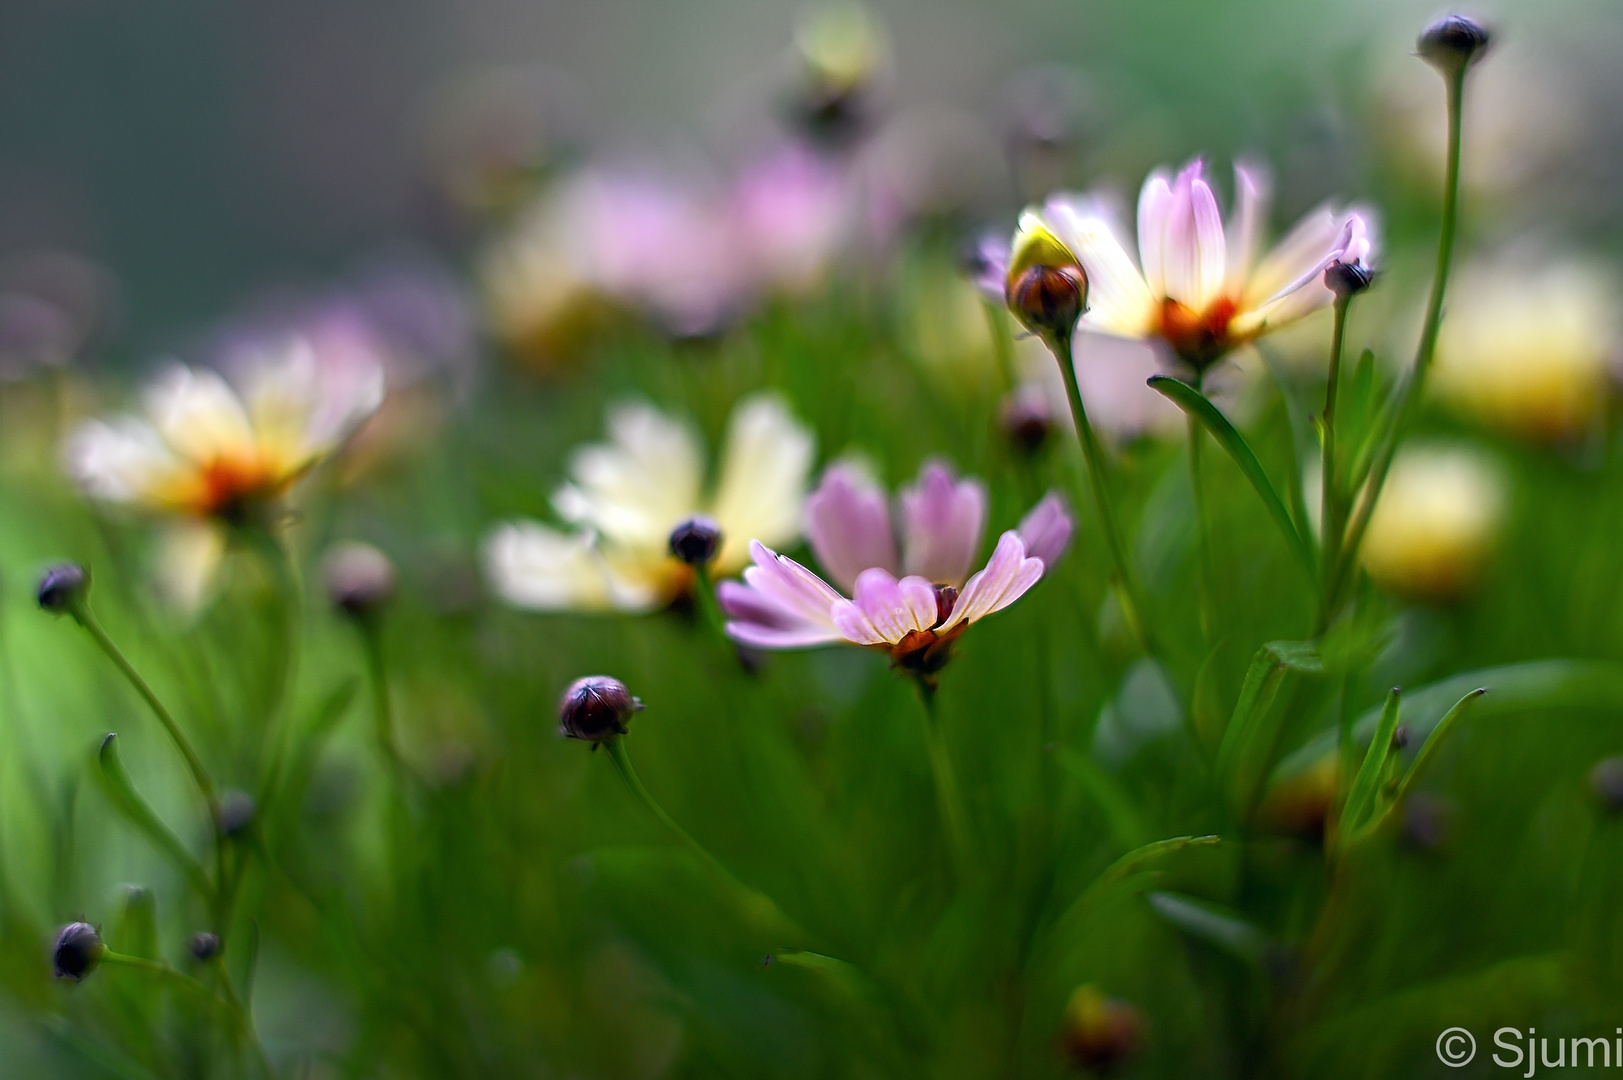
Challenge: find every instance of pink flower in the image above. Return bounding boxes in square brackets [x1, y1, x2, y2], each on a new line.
[719, 459, 1072, 676]
[1028, 159, 1374, 368]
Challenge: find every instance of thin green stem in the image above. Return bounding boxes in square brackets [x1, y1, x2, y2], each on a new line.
[981, 300, 1019, 395]
[603, 737, 804, 943]
[70, 604, 215, 803]
[914, 681, 975, 884]
[1330, 67, 1467, 611]
[358, 620, 402, 773]
[692, 564, 732, 653]
[242, 527, 303, 782]
[1048, 333, 1156, 655]
[1317, 296, 1352, 630]
[1186, 370, 1216, 645]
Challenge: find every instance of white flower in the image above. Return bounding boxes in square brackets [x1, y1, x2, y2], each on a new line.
[1031, 159, 1372, 368]
[65, 341, 383, 522]
[484, 393, 815, 613]
[1359, 444, 1506, 602]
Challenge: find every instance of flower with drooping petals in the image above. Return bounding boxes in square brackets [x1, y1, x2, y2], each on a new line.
[718, 459, 1072, 678]
[1027, 160, 1372, 370]
[484, 393, 815, 614]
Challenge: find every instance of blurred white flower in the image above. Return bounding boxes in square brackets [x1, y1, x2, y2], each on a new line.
[1359, 443, 1507, 603]
[1431, 253, 1620, 442]
[484, 393, 815, 613]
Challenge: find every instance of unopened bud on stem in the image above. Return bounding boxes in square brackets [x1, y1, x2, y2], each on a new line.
[53, 922, 103, 981]
[1418, 14, 1490, 76]
[559, 675, 644, 743]
[1005, 211, 1088, 345]
[1324, 260, 1374, 301]
[323, 542, 396, 619]
[189, 932, 221, 962]
[668, 516, 723, 567]
[37, 563, 89, 614]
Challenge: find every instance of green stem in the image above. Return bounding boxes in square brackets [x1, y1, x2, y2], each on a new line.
[1330, 67, 1467, 611]
[1187, 370, 1216, 645]
[915, 681, 975, 884]
[358, 620, 402, 773]
[692, 564, 732, 653]
[982, 300, 1019, 395]
[603, 737, 803, 943]
[242, 527, 303, 781]
[1048, 333, 1156, 655]
[70, 604, 215, 804]
[1317, 296, 1352, 630]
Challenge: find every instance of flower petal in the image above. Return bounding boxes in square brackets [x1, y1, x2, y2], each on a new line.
[1159, 161, 1226, 310]
[144, 365, 256, 465]
[153, 521, 226, 614]
[1243, 204, 1345, 309]
[708, 393, 816, 573]
[63, 417, 181, 506]
[553, 402, 704, 552]
[899, 459, 986, 586]
[1224, 162, 1269, 295]
[805, 461, 898, 593]
[483, 521, 659, 613]
[718, 579, 844, 649]
[1135, 171, 1173, 298]
[1016, 492, 1075, 568]
[833, 568, 938, 645]
[1044, 199, 1157, 338]
[740, 540, 847, 626]
[942, 531, 1046, 629]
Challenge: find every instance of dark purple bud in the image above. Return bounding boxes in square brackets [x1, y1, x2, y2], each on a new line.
[37, 563, 88, 614]
[559, 676, 644, 743]
[1418, 14, 1491, 74]
[323, 542, 397, 618]
[1324, 260, 1374, 301]
[668, 516, 723, 567]
[189, 932, 221, 962]
[213, 789, 256, 837]
[53, 922, 103, 981]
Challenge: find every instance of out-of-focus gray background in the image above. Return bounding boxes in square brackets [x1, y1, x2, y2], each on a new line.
[1, 0, 1617, 353]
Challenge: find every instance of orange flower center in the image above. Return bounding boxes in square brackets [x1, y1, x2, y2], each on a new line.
[1157, 296, 1238, 369]
[193, 456, 287, 524]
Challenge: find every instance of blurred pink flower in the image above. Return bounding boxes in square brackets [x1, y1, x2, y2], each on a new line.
[719, 459, 1070, 675]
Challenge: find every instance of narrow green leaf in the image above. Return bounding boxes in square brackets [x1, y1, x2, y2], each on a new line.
[112, 885, 158, 960]
[1054, 835, 1223, 931]
[241, 919, 260, 1009]
[1214, 641, 1322, 817]
[1146, 892, 1269, 963]
[1148, 374, 1316, 579]
[93, 734, 210, 897]
[1338, 687, 1401, 843]
[1395, 687, 1487, 803]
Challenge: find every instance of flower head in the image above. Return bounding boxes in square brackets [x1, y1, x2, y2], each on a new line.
[1359, 444, 1506, 602]
[65, 342, 383, 527]
[718, 459, 1071, 678]
[558, 675, 644, 742]
[1028, 160, 1371, 369]
[485, 393, 814, 614]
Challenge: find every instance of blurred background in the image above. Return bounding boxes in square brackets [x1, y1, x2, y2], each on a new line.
[3, 0, 1621, 359]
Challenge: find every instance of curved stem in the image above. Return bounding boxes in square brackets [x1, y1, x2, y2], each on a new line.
[1187, 370, 1216, 645]
[1048, 333, 1156, 655]
[914, 681, 975, 884]
[603, 737, 804, 943]
[1330, 67, 1467, 610]
[70, 604, 215, 804]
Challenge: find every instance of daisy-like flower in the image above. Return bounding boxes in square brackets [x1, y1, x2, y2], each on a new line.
[718, 459, 1072, 679]
[64, 341, 384, 607]
[485, 393, 815, 614]
[1026, 160, 1372, 370]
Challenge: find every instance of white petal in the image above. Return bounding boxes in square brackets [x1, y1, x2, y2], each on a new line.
[1135, 172, 1173, 297]
[1224, 162, 1269, 295]
[153, 522, 226, 614]
[1044, 202, 1156, 338]
[1243, 205, 1345, 309]
[708, 393, 815, 573]
[554, 402, 704, 552]
[143, 365, 256, 465]
[63, 418, 180, 506]
[483, 521, 659, 613]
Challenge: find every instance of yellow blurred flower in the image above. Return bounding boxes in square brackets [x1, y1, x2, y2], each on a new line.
[484, 393, 815, 613]
[1359, 444, 1506, 603]
[1431, 255, 1619, 441]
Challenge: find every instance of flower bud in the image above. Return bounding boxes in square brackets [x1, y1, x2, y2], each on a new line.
[1590, 756, 1623, 812]
[1005, 212, 1087, 344]
[213, 789, 256, 837]
[1000, 388, 1053, 454]
[1417, 14, 1490, 75]
[189, 932, 221, 962]
[37, 562, 88, 614]
[1060, 985, 1142, 1073]
[667, 516, 723, 567]
[323, 542, 396, 619]
[1324, 260, 1374, 301]
[558, 675, 644, 743]
[53, 921, 103, 981]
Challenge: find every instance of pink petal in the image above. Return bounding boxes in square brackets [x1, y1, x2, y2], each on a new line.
[836, 567, 938, 645]
[943, 531, 1046, 629]
[719, 580, 844, 649]
[1243, 204, 1346, 308]
[1136, 172, 1173, 297]
[1017, 492, 1075, 568]
[899, 459, 986, 586]
[1188, 171, 1227, 310]
[741, 540, 846, 625]
[1224, 162, 1268, 295]
[805, 462, 898, 593]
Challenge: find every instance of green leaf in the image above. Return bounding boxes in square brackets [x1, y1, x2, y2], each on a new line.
[1053, 835, 1224, 934]
[1337, 687, 1401, 845]
[1353, 687, 1488, 844]
[1055, 749, 1152, 851]
[1214, 641, 1323, 817]
[1148, 375, 1316, 579]
[93, 734, 210, 897]
[1146, 892, 1270, 963]
[112, 885, 158, 960]
[1275, 659, 1623, 783]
